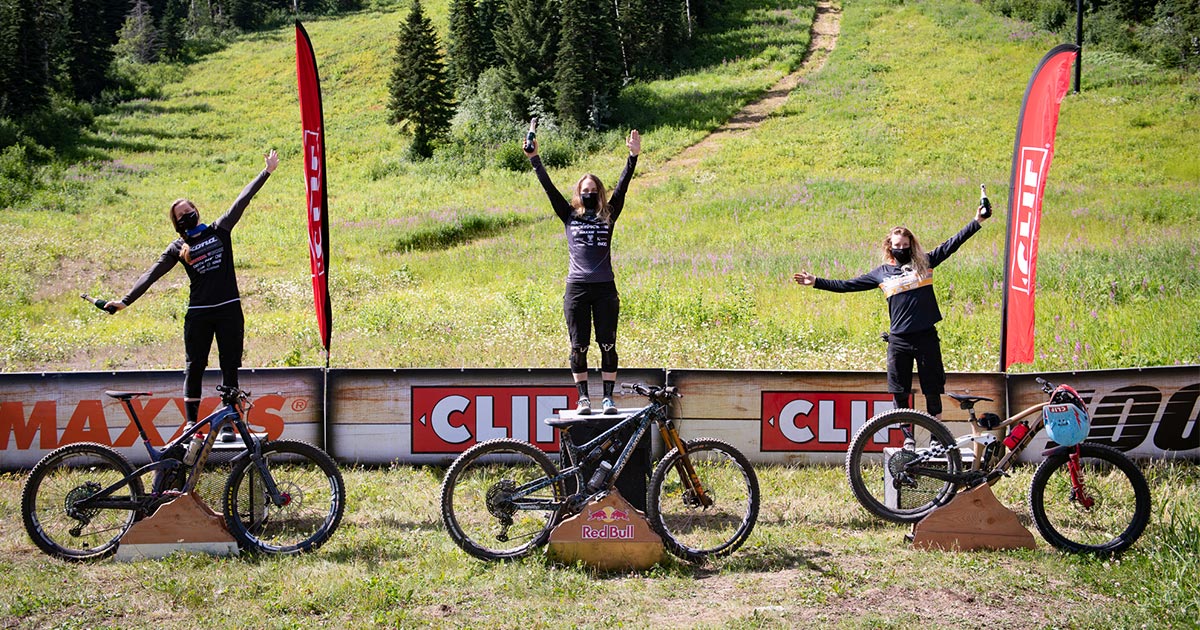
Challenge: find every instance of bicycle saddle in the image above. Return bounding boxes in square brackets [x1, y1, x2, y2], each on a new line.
[947, 392, 993, 409]
[104, 390, 153, 400]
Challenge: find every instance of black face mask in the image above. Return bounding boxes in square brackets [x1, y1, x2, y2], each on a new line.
[891, 247, 913, 265]
[175, 210, 199, 234]
[580, 192, 600, 211]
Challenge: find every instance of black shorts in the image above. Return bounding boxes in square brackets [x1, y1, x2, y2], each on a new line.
[563, 281, 619, 349]
[886, 327, 945, 396]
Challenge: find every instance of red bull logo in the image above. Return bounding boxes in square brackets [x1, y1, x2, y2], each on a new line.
[581, 504, 634, 540]
[585, 505, 630, 523]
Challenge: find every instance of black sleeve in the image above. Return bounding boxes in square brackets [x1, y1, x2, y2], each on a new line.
[927, 220, 982, 268]
[606, 154, 639, 223]
[214, 169, 271, 232]
[121, 242, 182, 305]
[813, 268, 883, 293]
[529, 155, 573, 223]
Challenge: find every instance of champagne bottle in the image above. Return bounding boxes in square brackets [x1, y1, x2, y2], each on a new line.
[81, 293, 117, 314]
[524, 117, 537, 153]
[979, 184, 992, 219]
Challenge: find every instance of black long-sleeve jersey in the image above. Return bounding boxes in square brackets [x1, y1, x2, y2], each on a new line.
[122, 169, 271, 309]
[531, 154, 638, 284]
[813, 220, 981, 335]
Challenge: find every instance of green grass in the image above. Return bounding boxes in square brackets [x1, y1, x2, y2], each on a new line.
[1, 460, 1197, 627]
[0, 0, 1196, 374]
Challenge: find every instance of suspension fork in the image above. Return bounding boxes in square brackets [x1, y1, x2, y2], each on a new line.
[1066, 446, 1095, 508]
[657, 415, 714, 508]
[227, 403, 290, 508]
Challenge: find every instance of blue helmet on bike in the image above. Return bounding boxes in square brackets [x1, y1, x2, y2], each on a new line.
[1043, 384, 1090, 447]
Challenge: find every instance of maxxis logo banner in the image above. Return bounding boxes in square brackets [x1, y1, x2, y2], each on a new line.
[761, 392, 897, 452]
[411, 386, 574, 454]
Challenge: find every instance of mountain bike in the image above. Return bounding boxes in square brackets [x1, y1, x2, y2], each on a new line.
[21, 385, 346, 560]
[440, 383, 760, 562]
[845, 377, 1151, 555]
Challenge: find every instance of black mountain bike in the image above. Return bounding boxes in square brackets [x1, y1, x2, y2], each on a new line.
[440, 383, 760, 562]
[21, 385, 346, 560]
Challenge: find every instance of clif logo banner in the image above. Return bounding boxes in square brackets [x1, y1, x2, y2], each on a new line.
[761, 392, 897, 452]
[411, 387, 574, 454]
[1000, 43, 1078, 368]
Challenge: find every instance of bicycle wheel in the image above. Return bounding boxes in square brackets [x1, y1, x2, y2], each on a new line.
[21, 442, 145, 561]
[1029, 442, 1151, 555]
[845, 409, 962, 523]
[440, 439, 565, 561]
[647, 439, 759, 562]
[223, 440, 345, 554]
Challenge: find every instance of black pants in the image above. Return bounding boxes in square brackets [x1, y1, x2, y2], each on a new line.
[183, 302, 244, 399]
[887, 327, 945, 416]
[564, 281, 619, 350]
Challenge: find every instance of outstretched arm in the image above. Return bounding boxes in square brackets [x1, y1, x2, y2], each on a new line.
[524, 137, 573, 222]
[607, 130, 641, 221]
[795, 269, 881, 293]
[214, 149, 277, 232]
[927, 207, 985, 268]
[113, 244, 183, 309]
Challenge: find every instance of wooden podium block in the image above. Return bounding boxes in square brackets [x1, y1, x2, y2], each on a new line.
[910, 484, 1036, 552]
[115, 493, 239, 561]
[548, 491, 664, 571]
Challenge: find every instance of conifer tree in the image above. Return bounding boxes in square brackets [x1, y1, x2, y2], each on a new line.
[554, 0, 621, 128]
[494, 0, 559, 118]
[387, 0, 455, 158]
[116, 0, 160, 63]
[65, 0, 129, 101]
[474, 0, 503, 68]
[447, 0, 484, 89]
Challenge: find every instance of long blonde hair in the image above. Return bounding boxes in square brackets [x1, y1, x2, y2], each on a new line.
[570, 174, 612, 224]
[882, 226, 929, 276]
[171, 199, 196, 264]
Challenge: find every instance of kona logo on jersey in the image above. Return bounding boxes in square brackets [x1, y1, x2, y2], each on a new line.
[0, 395, 287, 450]
[411, 387, 572, 454]
[761, 392, 897, 452]
[1009, 146, 1049, 295]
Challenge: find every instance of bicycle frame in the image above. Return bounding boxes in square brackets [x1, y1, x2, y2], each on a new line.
[508, 389, 711, 514]
[73, 389, 288, 515]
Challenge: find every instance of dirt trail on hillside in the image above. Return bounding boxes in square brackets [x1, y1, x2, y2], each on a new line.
[640, 0, 841, 185]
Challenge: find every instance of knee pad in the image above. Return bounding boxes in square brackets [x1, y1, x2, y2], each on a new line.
[599, 343, 618, 373]
[569, 347, 588, 373]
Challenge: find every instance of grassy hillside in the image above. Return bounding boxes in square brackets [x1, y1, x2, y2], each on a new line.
[0, 0, 1196, 374]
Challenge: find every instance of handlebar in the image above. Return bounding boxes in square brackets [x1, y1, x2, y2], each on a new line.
[1035, 377, 1055, 395]
[216, 385, 251, 405]
[620, 382, 680, 402]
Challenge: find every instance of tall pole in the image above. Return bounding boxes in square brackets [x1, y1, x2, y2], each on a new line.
[1080, 0, 1089, 93]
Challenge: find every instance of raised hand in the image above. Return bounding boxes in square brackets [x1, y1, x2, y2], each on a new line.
[793, 272, 816, 286]
[627, 129, 641, 156]
[264, 149, 279, 173]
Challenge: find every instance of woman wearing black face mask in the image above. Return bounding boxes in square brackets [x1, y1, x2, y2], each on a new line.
[107, 149, 278, 430]
[525, 130, 640, 415]
[793, 205, 989, 418]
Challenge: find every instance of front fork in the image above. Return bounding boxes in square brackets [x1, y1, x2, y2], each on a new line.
[1066, 447, 1095, 509]
[657, 418, 714, 509]
[226, 411, 290, 508]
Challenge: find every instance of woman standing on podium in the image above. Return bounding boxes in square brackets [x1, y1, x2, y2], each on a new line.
[525, 129, 641, 415]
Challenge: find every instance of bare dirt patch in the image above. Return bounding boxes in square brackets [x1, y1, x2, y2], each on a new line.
[640, 0, 842, 186]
